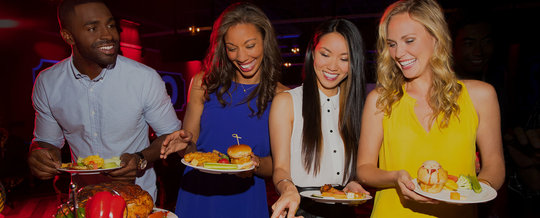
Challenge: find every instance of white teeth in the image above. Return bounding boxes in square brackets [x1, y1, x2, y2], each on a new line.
[324, 71, 338, 79]
[100, 45, 113, 50]
[240, 60, 255, 69]
[400, 59, 416, 67]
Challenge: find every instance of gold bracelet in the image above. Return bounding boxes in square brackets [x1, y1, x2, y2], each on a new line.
[276, 178, 294, 187]
[478, 178, 492, 187]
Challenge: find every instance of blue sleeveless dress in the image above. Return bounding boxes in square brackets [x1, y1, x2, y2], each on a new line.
[175, 82, 270, 218]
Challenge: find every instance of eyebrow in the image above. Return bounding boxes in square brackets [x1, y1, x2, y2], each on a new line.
[84, 17, 114, 26]
[387, 34, 415, 42]
[320, 47, 348, 55]
[225, 38, 257, 46]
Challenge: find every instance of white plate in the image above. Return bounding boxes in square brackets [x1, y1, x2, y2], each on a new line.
[299, 190, 372, 204]
[181, 158, 255, 174]
[57, 166, 121, 175]
[151, 208, 177, 218]
[412, 178, 497, 204]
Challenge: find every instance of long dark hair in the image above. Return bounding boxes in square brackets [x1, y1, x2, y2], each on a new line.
[202, 2, 282, 117]
[302, 19, 366, 183]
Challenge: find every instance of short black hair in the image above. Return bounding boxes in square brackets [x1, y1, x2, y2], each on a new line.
[57, 0, 106, 29]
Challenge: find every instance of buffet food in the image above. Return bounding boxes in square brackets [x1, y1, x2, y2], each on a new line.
[184, 144, 254, 170]
[416, 161, 484, 201]
[60, 155, 120, 170]
[184, 150, 224, 166]
[55, 181, 153, 218]
[417, 160, 448, 193]
[227, 144, 253, 169]
[319, 184, 367, 200]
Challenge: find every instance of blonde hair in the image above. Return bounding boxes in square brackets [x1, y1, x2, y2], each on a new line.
[376, 0, 461, 127]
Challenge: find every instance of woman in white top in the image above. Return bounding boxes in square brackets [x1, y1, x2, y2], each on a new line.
[270, 19, 370, 218]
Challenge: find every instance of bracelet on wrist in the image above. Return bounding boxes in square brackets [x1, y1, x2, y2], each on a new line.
[276, 178, 294, 187]
[478, 178, 492, 187]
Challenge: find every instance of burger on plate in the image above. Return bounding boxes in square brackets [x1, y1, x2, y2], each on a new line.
[417, 160, 448, 193]
[227, 144, 253, 169]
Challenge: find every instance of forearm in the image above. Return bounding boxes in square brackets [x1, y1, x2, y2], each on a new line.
[142, 134, 168, 162]
[357, 164, 398, 188]
[255, 156, 272, 177]
[478, 160, 505, 190]
[30, 141, 61, 156]
[30, 141, 60, 152]
[273, 168, 296, 195]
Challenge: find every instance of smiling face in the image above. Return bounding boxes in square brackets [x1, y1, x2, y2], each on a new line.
[313, 32, 350, 96]
[454, 22, 493, 76]
[387, 13, 436, 80]
[63, 2, 119, 69]
[224, 23, 264, 83]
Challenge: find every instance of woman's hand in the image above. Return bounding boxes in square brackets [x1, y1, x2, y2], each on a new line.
[343, 181, 370, 195]
[271, 189, 303, 218]
[235, 153, 260, 178]
[395, 170, 438, 204]
[160, 130, 193, 159]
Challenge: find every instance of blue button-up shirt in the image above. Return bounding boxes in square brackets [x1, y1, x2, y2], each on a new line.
[32, 55, 181, 200]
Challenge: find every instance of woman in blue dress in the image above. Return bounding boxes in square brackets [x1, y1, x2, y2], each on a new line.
[160, 2, 288, 217]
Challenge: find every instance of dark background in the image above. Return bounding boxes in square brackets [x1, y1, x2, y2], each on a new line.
[1, 0, 539, 217]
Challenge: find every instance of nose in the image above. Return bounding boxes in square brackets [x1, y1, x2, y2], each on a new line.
[236, 48, 249, 63]
[395, 44, 406, 59]
[99, 26, 114, 40]
[471, 41, 483, 56]
[328, 57, 339, 71]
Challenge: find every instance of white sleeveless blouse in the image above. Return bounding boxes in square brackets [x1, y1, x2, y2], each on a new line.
[286, 86, 348, 187]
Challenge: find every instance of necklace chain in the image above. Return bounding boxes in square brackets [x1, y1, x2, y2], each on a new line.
[240, 83, 257, 93]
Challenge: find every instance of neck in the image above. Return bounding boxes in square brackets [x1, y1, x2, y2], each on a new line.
[72, 50, 106, 80]
[405, 72, 432, 98]
[235, 75, 260, 85]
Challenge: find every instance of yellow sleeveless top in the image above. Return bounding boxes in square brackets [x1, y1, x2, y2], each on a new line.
[372, 81, 478, 218]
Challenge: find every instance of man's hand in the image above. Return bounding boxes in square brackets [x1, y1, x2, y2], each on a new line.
[27, 142, 61, 180]
[161, 130, 193, 159]
[107, 153, 139, 183]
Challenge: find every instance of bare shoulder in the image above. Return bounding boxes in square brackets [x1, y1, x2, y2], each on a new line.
[461, 79, 497, 100]
[365, 87, 382, 107]
[273, 90, 293, 105]
[275, 82, 290, 94]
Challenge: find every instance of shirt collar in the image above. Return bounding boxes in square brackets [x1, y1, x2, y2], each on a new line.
[69, 55, 115, 81]
[319, 87, 340, 111]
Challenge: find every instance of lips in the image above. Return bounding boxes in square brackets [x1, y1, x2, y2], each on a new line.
[98, 44, 116, 55]
[323, 71, 339, 81]
[238, 59, 256, 72]
[399, 58, 416, 70]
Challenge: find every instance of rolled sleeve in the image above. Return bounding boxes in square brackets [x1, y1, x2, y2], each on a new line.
[142, 71, 181, 136]
[32, 75, 65, 148]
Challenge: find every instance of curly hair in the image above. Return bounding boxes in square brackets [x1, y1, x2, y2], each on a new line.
[376, 0, 461, 128]
[202, 2, 282, 117]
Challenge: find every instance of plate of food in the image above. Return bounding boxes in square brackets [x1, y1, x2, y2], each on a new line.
[299, 184, 372, 204]
[181, 144, 255, 174]
[58, 155, 122, 175]
[412, 160, 497, 204]
[149, 208, 177, 218]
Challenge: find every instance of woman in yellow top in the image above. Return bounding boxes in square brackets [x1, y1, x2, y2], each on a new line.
[356, 0, 505, 217]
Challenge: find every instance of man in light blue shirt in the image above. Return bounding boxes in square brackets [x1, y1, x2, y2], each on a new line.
[27, 0, 192, 201]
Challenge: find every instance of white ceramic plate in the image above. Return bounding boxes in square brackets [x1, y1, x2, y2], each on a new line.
[151, 208, 177, 218]
[181, 158, 254, 174]
[299, 190, 372, 204]
[412, 178, 497, 204]
[57, 166, 121, 175]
